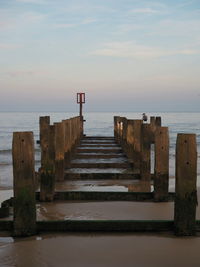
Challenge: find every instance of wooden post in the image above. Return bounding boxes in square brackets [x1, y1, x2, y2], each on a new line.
[140, 124, 151, 181]
[121, 117, 128, 153]
[114, 116, 118, 140]
[71, 118, 76, 156]
[39, 116, 50, 168]
[150, 116, 156, 126]
[12, 132, 36, 236]
[126, 120, 134, 161]
[154, 127, 169, 201]
[54, 122, 65, 181]
[116, 117, 121, 144]
[76, 117, 79, 144]
[174, 133, 197, 236]
[150, 116, 157, 143]
[40, 125, 55, 201]
[63, 120, 71, 168]
[126, 120, 142, 170]
[155, 116, 161, 126]
[68, 119, 73, 157]
[118, 118, 123, 145]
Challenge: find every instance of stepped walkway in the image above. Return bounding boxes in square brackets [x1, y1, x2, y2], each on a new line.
[65, 136, 138, 180]
[0, 115, 198, 237]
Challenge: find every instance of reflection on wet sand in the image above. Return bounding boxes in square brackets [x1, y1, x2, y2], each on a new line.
[0, 177, 200, 266]
[1, 232, 200, 267]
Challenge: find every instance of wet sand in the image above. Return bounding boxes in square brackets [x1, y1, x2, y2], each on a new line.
[37, 201, 174, 221]
[1, 178, 200, 266]
[1, 232, 200, 267]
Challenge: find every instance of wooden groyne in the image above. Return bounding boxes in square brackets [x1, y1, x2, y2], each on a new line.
[0, 114, 198, 237]
[40, 116, 82, 201]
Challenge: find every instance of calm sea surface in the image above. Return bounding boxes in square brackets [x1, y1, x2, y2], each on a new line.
[0, 112, 200, 188]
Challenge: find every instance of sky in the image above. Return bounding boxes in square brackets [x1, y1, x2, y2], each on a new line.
[0, 0, 200, 112]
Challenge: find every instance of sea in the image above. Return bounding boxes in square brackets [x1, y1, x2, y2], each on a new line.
[0, 111, 200, 190]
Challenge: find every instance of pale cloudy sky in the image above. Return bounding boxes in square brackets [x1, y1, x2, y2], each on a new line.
[0, 0, 200, 111]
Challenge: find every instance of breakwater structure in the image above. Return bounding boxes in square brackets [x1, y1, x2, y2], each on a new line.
[0, 95, 198, 237]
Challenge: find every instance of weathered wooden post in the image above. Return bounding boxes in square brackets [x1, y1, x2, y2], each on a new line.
[121, 117, 128, 153]
[150, 116, 157, 143]
[126, 120, 134, 161]
[39, 116, 50, 167]
[115, 117, 121, 144]
[126, 120, 142, 170]
[114, 116, 118, 141]
[154, 127, 169, 201]
[140, 124, 151, 181]
[54, 122, 65, 181]
[40, 125, 55, 201]
[70, 118, 76, 156]
[63, 120, 71, 168]
[12, 132, 36, 236]
[75, 117, 79, 145]
[150, 116, 156, 126]
[118, 118, 123, 145]
[68, 119, 74, 158]
[155, 116, 161, 127]
[174, 134, 197, 236]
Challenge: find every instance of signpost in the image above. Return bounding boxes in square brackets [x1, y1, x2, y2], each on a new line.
[77, 92, 85, 136]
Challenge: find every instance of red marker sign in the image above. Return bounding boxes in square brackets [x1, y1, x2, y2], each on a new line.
[77, 93, 85, 104]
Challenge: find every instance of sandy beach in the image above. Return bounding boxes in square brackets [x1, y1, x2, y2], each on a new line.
[1, 232, 200, 267]
[0, 178, 200, 266]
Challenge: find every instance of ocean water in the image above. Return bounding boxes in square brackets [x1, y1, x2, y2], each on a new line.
[0, 112, 199, 189]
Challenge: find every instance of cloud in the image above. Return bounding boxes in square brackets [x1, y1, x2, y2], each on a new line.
[91, 41, 164, 59]
[150, 19, 200, 38]
[0, 20, 15, 30]
[91, 41, 200, 59]
[5, 70, 47, 77]
[0, 9, 46, 32]
[16, 0, 47, 4]
[21, 12, 47, 22]
[54, 23, 76, 29]
[176, 0, 198, 8]
[117, 24, 144, 33]
[0, 43, 22, 49]
[129, 8, 159, 14]
[178, 49, 199, 55]
[54, 18, 97, 29]
[81, 18, 97, 25]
